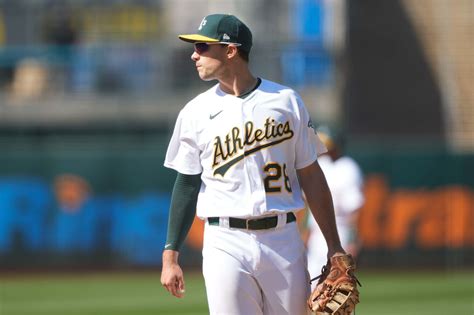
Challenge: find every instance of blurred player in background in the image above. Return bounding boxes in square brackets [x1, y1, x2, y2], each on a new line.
[305, 126, 365, 286]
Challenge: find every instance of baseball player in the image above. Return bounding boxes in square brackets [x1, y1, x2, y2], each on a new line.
[306, 127, 365, 288]
[160, 14, 347, 315]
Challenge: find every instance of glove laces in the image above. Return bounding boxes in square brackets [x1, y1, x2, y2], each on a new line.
[309, 264, 362, 287]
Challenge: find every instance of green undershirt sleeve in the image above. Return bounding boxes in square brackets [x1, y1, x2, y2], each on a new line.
[164, 172, 202, 252]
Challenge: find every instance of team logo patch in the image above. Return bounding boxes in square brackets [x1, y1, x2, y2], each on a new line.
[198, 18, 207, 30]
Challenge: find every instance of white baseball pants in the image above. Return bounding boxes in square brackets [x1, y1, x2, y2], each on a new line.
[202, 220, 311, 315]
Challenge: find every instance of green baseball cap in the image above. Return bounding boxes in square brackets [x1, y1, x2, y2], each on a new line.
[179, 14, 252, 53]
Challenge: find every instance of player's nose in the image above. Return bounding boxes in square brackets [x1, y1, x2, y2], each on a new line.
[191, 51, 199, 61]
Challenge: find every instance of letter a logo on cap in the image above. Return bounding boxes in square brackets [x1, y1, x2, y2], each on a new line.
[198, 18, 207, 30]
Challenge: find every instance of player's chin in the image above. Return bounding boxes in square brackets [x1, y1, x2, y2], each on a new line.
[198, 74, 215, 82]
[196, 70, 214, 81]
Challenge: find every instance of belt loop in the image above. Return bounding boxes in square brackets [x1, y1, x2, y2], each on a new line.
[221, 217, 230, 228]
[276, 213, 286, 229]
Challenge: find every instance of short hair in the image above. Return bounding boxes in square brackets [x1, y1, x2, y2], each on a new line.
[237, 48, 249, 62]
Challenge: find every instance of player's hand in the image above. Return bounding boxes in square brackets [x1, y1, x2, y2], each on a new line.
[161, 250, 186, 298]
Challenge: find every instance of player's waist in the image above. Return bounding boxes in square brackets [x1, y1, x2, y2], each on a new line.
[207, 212, 296, 230]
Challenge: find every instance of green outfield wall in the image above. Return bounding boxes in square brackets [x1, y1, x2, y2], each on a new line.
[0, 131, 472, 268]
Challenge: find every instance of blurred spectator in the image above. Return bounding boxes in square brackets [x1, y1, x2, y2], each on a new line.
[0, 8, 11, 90]
[42, 2, 81, 92]
[8, 58, 49, 103]
[304, 126, 365, 284]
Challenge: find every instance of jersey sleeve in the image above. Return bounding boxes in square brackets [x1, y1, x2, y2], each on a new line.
[293, 95, 327, 170]
[164, 108, 203, 175]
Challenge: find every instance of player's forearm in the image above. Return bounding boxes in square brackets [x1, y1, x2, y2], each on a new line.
[297, 162, 344, 256]
[164, 172, 202, 251]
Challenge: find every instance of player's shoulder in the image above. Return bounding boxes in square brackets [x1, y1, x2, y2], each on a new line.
[337, 156, 359, 166]
[258, 79, 304, 112]
[335, 156, 363, 175]
[180, 84, 220, 114]
[260, 79, 299, 97]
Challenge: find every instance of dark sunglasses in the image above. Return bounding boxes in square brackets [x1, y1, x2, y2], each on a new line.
[194, 43, 219, 54]
[193, 42, 242, 54]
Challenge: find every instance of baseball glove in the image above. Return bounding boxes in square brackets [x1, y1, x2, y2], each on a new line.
[307, 254, 361, 315]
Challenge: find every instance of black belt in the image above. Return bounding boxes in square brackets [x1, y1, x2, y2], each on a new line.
[208, 212, 296, 230]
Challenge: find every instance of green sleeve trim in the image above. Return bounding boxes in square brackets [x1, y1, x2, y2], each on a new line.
[164, 172, 202, 251]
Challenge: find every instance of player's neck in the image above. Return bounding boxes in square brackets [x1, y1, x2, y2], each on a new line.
[218, 68, 257, 97]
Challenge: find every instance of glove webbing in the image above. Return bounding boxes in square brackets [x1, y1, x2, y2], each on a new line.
[309, 264, 362, 287]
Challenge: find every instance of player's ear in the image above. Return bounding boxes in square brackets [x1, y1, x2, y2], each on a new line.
[225, 45, 239, 59]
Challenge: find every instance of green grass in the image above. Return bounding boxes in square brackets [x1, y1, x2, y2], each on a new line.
[356, 270, 474, 315]
[0, 271, 208, 315]
[0, 270, 473, 315]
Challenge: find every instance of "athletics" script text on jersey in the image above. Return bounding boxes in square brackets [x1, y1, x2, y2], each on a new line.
[212, 117, 294, 176]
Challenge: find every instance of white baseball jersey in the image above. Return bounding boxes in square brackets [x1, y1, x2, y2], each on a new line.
[309, 154, 364, 228]
[164, 78, 326, 218]
[307, 154, 364, 280]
